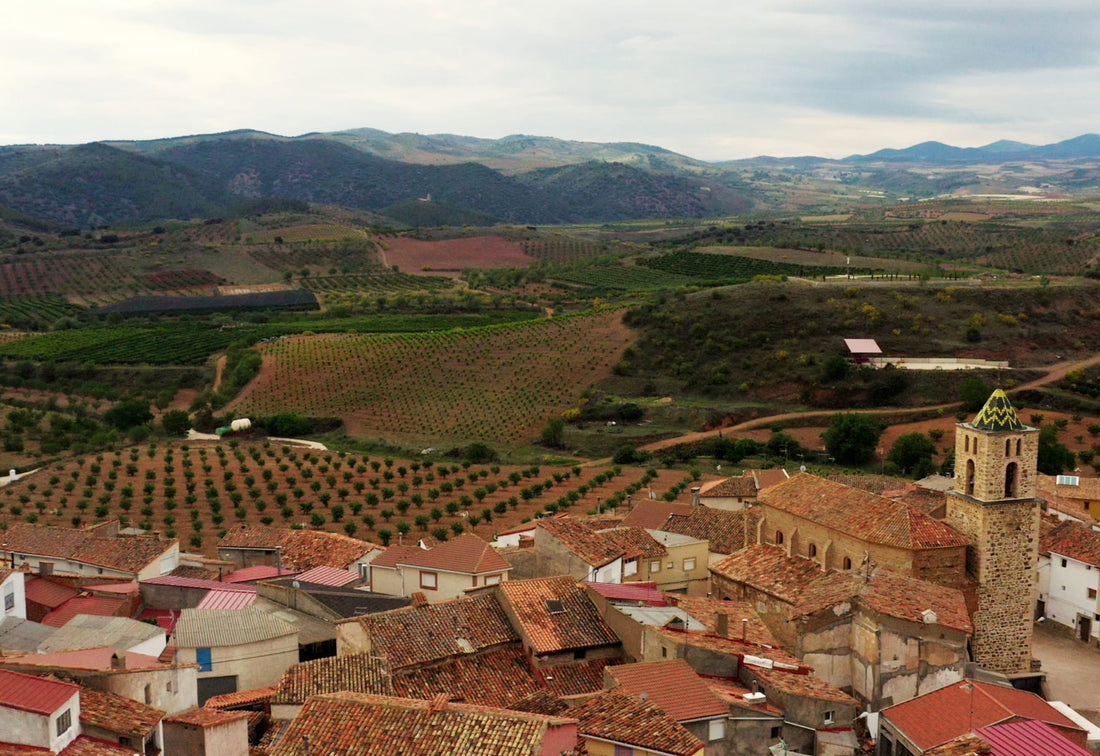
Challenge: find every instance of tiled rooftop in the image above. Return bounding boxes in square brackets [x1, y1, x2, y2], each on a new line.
[544, 657, 622, 698]
[203, 685, 277, 710]
[882, 679, 1082, 751]
[750, 666, 861, 707]
[607, 659, 728, 723]
[23, 578, 79, 608]
[505, 689, 570, 717]
[572, 688, 704, 756]
[349, 592, 519, 669]
[272, 653, 393, 705]
[58, 736, 147, 756]
[655, 627, 803, 668]
[370, 533, 511, 574]
[498, 575, 621, 655]
[392, 646, 544, 707]
[584, 580, 668, 606]
[710, 544, 824, 604]
[1040, 473, 1100, 502]
[669, 595, 777, 646]
[268, 691, 575, 756]
[698, 471, 759, 498]
[78, 686, 164, 738]
[1042, 518, 1100, 568]
[173, 607, 297, 648]
[217, 525, 377, 570]
[165, 707, 250, 728]
[620, 501, 693, 530]
[1, 647, 169, 672]
[1, 523, 175, 574]
[0, 668, 77, 715]
[41, 596, 128, 628]
[538, 518, 665, 567]
[760, 474, 970, 550]
[663, 506, 759, 554]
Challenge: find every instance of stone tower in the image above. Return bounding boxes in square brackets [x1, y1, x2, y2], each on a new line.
[946, 389, 1040, 674]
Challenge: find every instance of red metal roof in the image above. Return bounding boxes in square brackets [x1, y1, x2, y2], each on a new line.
[0, 668, 78, 715]
[844, 338, 882, 354]
[975, 719, 1093, 756]
[23, 577, 79, 608]
[139, 608, 179, 632]
[883, 680, 1083, 751]
[294, 565, 360, 587]
[81, 581, 139, 595]
[223, 565, 300, 583]
[584, 581, 668, 606]
[3, 647, 167, 672]
[41, 595, 128, 628]
[196, 589, 257, 610]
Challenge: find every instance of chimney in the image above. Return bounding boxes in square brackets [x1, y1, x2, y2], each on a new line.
[690, 487, 700, 507]
[411, 592, 429, 608]
[715, 612, 729, 638]
[111, 652, 126, 670]
[38, 561, 54, 577]
[427, 693, 450, 714]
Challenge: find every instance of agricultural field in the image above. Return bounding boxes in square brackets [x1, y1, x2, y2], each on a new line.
[550, 264, 698, 292]
[0, 440, 700, 557]
[0, 295, 85, 330]
[700, 246, 927, 273]
[520, 237, 633, 265]
[639, 250, 854, 281]
[244, 224, 370, 243]
[232, 310, 634, 445]
[301, 272, 455, 294]
[381, 235, 535, 272]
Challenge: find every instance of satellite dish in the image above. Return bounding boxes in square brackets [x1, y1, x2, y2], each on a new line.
[800, 465, 807, 473]
[292, 581, 301, 588]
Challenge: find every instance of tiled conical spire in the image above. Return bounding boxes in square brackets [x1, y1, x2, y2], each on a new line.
[970, 389, 1025, 431]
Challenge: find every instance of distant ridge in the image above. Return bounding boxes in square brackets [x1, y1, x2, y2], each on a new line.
[845, 133, 1100, 163]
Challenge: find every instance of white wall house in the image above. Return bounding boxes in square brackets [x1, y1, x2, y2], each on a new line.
[0, 570, 26, 621]
[0, 669, 81, 753]
[1040, 519, 1100, 644]
[588, 556, 624, 584]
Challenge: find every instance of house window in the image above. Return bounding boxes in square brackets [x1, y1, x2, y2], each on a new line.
[708, 718, 726, 741]
[650, 560, 661, 574]
[144, 684, 152, 704]
[624, 558, 638, 577]
[808, 543, 817, 558]
[771, 726, 781, 739]
[574, 649, 586, 660]
[614, 746, 635, 756]
[196, 648, 212, 672]
[3, 591, 13, 611]
[683, 557, 696, 572]
[823, 710, 835, 725]
[1089, 588, 1097, 600]
[420, 571, 438, 590]
[56, 709, 71, 736]
[1063, 559, 1069, 568]
[661, 646, 667, 658]
[775, 530, 784, 545]
[484, 574, 502, 586]
[842, 557, 852, 570]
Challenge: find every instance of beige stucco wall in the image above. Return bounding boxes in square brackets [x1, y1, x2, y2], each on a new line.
[0, 699, 80, 752]
[95, 665, 199, 715]
[335, 619, 370, 657]
[642, 539, 710, 594]
[180, 635, 299, 691]
[164, 718, 248, 756]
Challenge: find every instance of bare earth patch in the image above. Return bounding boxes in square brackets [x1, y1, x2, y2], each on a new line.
[382, 236, 535, 273]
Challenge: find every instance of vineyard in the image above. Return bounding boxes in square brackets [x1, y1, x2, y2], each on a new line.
[550, 265, 697, 292]
[247, 238, 382, 274]
[0, 295, 84, 330]
[639, 250, 853, 280]
[301, 272, 455, 293]
[0, 440, 699, 557]
[245, 224, 370, 244]
[520, 238, 633, 265]
[233, 310, 635, 444]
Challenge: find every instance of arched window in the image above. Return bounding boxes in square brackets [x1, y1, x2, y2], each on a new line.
[966, 459, 976, 495]
[1005, 462, 1019, 498]
[965, 436, 970, 453]
[1006, 439, 1012, 456]
[808, 543, 818, 558]
[1016, 439, 1022, 456]
[843, 556, 852, 570]
[775, 530, 784, 545]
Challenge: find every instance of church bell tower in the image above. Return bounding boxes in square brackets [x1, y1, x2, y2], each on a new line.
[945, 390, 1040, 674]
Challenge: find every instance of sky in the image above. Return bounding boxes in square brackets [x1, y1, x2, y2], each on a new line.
[4, 1, 1100, 160]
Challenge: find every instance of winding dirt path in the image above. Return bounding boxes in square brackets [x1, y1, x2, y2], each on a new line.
[584, 351, 1100, 464]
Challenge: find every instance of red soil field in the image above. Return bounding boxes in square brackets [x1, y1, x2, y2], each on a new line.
[380, 236, 535, 273]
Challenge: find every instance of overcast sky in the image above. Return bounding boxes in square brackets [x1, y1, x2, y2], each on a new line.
[4, 1, 1099, 160]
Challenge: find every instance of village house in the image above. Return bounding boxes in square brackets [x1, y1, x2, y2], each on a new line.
[0, 615, 56, 653]
[695, 469, 790, 511]
[171, 607, 299, 704]
[622, 500, 759, 566]
[924, 720, 1094, 756]
[0, 668, 81, 753]
[0, 568, 26, 622]
[0, 521, 180, 581]
[1041, 474, 1100, 521]
[216, 524, 383, 578]
[368, 533, 512, 600]
[38, 614, 167, 657]
[570, 688, 705, 756]
[162, 706, 249, 756]
[0, 646, 199, 715]
[1038, 517, 1100, 644]
[877, 679, 1087, 755]
[267, 691, 580, 756]
[77, 685, 165, 755]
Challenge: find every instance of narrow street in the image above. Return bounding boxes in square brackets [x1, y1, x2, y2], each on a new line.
[1033, 620, 1100, 722]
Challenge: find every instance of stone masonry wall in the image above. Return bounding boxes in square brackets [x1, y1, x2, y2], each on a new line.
[954, 426, 1039, 502]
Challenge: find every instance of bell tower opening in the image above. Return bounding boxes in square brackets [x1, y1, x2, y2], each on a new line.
[966, 459, 975, 495]
[1005, 462, 1018, 498]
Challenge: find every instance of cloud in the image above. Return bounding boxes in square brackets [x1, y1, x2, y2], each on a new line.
[2, 1, 1099, 157]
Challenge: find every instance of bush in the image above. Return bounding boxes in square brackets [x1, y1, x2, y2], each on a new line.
[889, 433, 938, 476]
[822, 413, 883, 465]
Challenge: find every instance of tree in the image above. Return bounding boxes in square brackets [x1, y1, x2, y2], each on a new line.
[1038, 426, 1076, 475]
[959, 378, 991, 412]
[104, 399, 153, 430]
[822, 413, 883, 465]
[888, 433, 937, 476]
[161, 410, 191, 437]
[541, 417, 565, 448]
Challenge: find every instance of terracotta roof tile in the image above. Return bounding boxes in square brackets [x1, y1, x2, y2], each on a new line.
[347, 593, 518, 669]
[268, 691, 575, 756]
[217, 525, 378, 570]
[392, 646, 544, 706]
[1041, 473, 1100, 503]
[668, 596, 778, 646]
[168, 565, 221, 581]
[498, 576, 620, 655]
[58, 736, 146, 756]
[165, 707, 250, 727]
[698, 472, 759, 499]
[655, 627, 803, 668]
[506, 689, 570, 716]
[710, 544, 824, 604]
[23, 578, 79, 608]
[538, 519, 665, 567]
[621, 501, 693, 530]
[78, 686, 164, 738]
[883, 679, 1083, 751]
[607, 659, 728, 722]
[572, 688, 704, 756]
[662, 507, 760, 554]
[761, 474, 970, 549]
[1043, 518, 1100, 567]
[924, 733, 993, 756]
[272, 653, 393, 705]
[2, 523, 175, 574]
[203, 685, 277, 710]
[750, 666, 860, 707]
[544, 657, 622, 698]
[370, 533, 511, 574]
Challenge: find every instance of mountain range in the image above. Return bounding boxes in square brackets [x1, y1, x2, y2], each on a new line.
[2, 128, 1100, 228]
